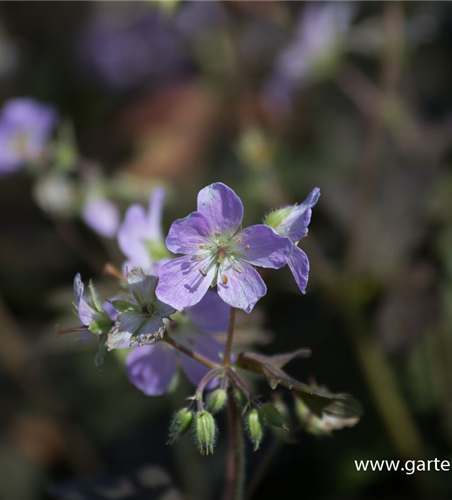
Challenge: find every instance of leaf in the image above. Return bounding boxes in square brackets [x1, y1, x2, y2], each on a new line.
[89, 280, 103, 313]
[94, 333, 108, 371]
[237, 350, 363, 419]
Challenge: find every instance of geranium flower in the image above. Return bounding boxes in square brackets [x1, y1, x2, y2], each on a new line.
[82, 194, 120, 238]
[117, 188, 169, 273]
[107, 269, 176, 350]
[126, 291, 229, 396]
[0, 98, 57, 175]
[156, 182, 291, 313]
[264, 188, 320, 293]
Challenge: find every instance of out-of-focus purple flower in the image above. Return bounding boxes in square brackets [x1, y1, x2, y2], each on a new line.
[117, 188, 169, 273]
[156, 182, 291, 313]
[108, 269, 176, 350]
[264, 188, 320, 293]
[174, 1, 225, 41]
[77, 9, 191, 90]
[0, 98, 57, 175]
[82, 195, 120, 238]
[262, 2, 355, 117]
[126, 291, 228, 396]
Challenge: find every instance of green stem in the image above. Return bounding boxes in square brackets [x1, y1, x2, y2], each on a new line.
[163, 334, 220, 370]
[224, 308, 237, 367]
[223, 399, 245, 500]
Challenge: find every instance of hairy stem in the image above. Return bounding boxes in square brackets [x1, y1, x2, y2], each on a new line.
[195, 368, 224, 411]
[163, 335, 219, 370]
[223, 398, 246, 500]
[224, 308, 237, 367]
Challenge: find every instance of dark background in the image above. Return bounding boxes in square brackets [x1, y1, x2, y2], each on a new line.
[1, 2, 452, 499]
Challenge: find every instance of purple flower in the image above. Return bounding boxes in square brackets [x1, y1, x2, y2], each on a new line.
[108, 269, 176, 350]
[77, 9, 191, 90]
[264, 188, 320, 293]
[117, 188, 169, 273]
[126, 291, 228, 396]
[156, 183, 291, 313]
[0, 98, 57, 175]
[82, 195, 120, 238]
[262, 2, 355, 117]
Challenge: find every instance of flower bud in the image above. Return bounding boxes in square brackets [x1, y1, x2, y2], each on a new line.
[206, 389, 227, 414]
[233, 387, 249, 408]
[259, 403, 287, 430]
[167, 408, 194, 445]
[194, 411, 217, 455]
[246, 408, 264, 451]
[263, 207, 293, 232]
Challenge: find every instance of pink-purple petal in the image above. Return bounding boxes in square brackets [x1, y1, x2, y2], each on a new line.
[186, 290, 230, 333]
[166, 212, 212, 255]
[156, 255, 216, 310]
[118, 204, 152, 270]
[288, 245, 310, 294]
[146, 188, 165, 243]
[197, 182, 244, 235]
[126, 345, 177, 396]
[278, 188, 320, 242]
[82, 196, 120, 238]
[217, 260, 267, 313]
[236, 224, 291, 269]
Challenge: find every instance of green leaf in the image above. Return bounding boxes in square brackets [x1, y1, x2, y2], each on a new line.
[89, 280, 103, 313]
[94, 332, 108, 371]
[237, 350, 363, 419]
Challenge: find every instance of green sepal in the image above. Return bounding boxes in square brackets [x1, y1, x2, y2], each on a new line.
[89, 318, 113, 335]
[111, 300, 138, 313]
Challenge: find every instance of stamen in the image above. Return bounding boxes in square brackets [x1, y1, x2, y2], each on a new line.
[222, 274, 228, 285]
[245, 244, 250, 250]
[215, 231, 221, 237]
[233, 266, 243, 273]
[199, 268, 207, 276]
[236, 236, 243, 244]
[199, 243, 206, 249]
[217, 248, 226, 264]
[230, 255, 235, 260]
[194, 256, 203, 261]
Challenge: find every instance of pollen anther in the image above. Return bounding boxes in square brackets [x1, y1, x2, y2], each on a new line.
[199, 268, 207, 276]
[222, 274, 228, 285]
[245, 244, 250, 250]
[233, 266, 243, 273]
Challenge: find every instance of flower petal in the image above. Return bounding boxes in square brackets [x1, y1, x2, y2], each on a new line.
[197, 182, 244, 235]
[236, 224, 291, 269]
[127, 270, 158, 305]
[146, 188, 165, 243]
[278, 188, 320, 242]
[118, 204, 152, 270]
[178, 331, 223, 387]
[82, 196, 120, 238]
[217, 259, 267, 313]
[288, 245, 310, 294]
[73, 273, 96, 325]
[126, 345, 177, 396]
[156, 255, 216, 310]
[186, 290, 230, 333]
[166, 212, 212, 254]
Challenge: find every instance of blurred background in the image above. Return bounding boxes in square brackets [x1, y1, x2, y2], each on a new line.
[1, 1, 452, 499]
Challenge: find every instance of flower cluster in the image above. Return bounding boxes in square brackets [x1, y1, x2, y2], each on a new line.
[60, 181, 362, 459]
[65, 182, 320, 387]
